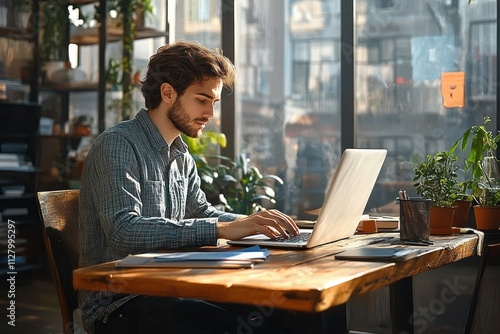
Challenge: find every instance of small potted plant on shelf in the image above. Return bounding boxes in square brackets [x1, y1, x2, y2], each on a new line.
[450, 116, 500, 230]
[413, 150, 463, 234]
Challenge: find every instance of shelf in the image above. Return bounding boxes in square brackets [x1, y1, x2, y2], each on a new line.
[0, 194, 35, 201]
[39, 134, 90, 139]
[0, 133, 37, 140]
[40, 81, 141, 92]
[0, 166, 40, 173]
[70, 27, 169, 45]
[41, 81, 102, 92]
[0, 26, 32, 41]
[0, 78, 25, 85]
[70, 0, 98, 5]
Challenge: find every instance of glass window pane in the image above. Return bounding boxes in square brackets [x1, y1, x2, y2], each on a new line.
[236, 0, 341, 218]
[356, 0, 497, 216]
[172, 0, 222, 140]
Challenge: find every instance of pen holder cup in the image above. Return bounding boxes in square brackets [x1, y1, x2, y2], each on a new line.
[399, 198, 431, 242]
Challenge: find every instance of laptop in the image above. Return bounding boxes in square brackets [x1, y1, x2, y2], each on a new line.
[227, 148, 388, 249]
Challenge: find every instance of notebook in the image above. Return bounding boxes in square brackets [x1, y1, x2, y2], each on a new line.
[227, 148, 387, 249]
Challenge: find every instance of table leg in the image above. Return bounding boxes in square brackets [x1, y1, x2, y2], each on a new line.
[291, 304, 349, 334]
[390, 276, 414, 334]
[322, 303, 349, 334]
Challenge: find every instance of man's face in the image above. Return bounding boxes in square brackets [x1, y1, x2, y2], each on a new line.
[168, 77, 223, 138]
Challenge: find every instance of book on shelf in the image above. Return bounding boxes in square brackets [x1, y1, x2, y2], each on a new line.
[1, 207, 29, 216]
[0, 153, 20, 168]
[1, 185, 25, 196]
[1, 143, 28, 153]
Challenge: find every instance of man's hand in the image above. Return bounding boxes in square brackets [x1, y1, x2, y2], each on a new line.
[217, 209, 299, 240]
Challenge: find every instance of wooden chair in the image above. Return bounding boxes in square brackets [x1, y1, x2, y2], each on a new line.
[37, 190, 84, 334]
[464, 242, 500, 334]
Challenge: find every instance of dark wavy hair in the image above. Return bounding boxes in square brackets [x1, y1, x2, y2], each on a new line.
[141, 41, 236, 110]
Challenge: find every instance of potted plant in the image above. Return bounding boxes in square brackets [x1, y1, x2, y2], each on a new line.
[40, 1, 68, 81]
[470, 157, 500, 229]
[182, 131, 282, 214]
[196, 153, 284, 215]
[450, 116, 500, 230]
[413, 151, 462, 233]
[181, 131, 228, 210]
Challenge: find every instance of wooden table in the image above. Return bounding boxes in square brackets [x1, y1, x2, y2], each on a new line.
[73, 232, 479, 333]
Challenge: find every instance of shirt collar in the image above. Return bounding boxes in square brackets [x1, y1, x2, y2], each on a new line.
[135, 108, 188, 153]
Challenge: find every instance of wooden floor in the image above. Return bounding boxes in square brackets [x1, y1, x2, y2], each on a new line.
[0, 269, 63, 334]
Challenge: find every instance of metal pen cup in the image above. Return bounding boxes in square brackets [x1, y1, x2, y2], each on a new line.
[399, 198, 431, 242]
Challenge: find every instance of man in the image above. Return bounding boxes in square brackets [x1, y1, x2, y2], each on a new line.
[78, 41, 299, 333]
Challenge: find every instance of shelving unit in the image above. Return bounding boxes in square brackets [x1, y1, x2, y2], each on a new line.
[0, 1, 43, 275]
[1, 2, 169, 272]
[0, 1, 39, 103]
[36, 0, 169, 190]
[0, 102, 43, 275]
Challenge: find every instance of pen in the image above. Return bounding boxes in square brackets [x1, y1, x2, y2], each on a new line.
[399, 190, 409, 200]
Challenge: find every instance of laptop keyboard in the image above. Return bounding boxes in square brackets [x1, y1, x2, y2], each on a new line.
[274, 232, 312, 243]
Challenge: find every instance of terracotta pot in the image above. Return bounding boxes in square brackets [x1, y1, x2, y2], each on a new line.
[473, 205, 500, 230]
[430, 206, 460, 234]
[430, 206, 456, 228]
[452, 200, 472, 227]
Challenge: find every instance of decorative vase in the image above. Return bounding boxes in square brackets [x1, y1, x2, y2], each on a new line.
[430, 206, 460, 234]
[43, 60, 65, 83]
[473, 205, 500, 230]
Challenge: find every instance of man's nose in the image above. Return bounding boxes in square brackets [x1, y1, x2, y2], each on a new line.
[204, 104, 215, 119]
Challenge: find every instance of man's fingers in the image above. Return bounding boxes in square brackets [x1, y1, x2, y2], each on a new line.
[253, 210, 298, 237]
[264, 210, 299, 235]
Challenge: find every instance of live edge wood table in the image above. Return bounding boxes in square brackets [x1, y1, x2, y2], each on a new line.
[73, 232, 479, 334]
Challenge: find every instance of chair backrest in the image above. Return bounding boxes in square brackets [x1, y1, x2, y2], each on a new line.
[465, 242, 500, 334]
[37, 189, 80, 334]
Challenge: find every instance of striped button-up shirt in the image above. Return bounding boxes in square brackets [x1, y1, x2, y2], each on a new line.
[78, 108, 240, 333]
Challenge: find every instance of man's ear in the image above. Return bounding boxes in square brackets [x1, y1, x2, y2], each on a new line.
[160, 83, 177, 104]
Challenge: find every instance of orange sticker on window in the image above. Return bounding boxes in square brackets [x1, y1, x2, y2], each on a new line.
[441, 72, 465, 108]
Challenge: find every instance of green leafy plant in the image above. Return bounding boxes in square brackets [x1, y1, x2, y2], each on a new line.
[181, 132, 227, 156]
[477, 177, 500, 207]
[196, 154, 284, 215]
[40, 2, 68, 63]
[449, 116, 500, 207]
[100, 1, 154, 120]
[106, 58, 122, 90]
[181, 131, 283, 214]
[413, 151, 462, 208]
[474, 156, 500, 207]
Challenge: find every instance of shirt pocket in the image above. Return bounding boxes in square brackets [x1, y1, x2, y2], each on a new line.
[142, 180, 166, 217]
[170, 178, 187, 219]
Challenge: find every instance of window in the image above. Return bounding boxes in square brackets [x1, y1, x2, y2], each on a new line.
[172, 0, 498, 225]
[232, 0, 497, 220]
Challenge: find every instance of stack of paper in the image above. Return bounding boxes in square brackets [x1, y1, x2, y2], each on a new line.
[0, 153, 20, 168]
[117, 245, 268, 269]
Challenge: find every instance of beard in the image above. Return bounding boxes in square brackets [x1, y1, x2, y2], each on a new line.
[168, 97, 208, 138]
